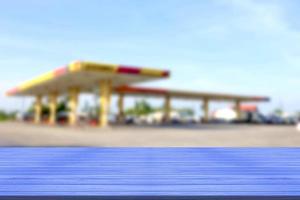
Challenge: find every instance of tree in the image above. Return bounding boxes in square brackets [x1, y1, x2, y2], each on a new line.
[27, 98, 69, 115]
[56, 99, 69, 113]
[125, 100, 154, 116]
[0, 110, 16, 121]
[177, 108, 194, 116]
[27, 103, 49, 115]
[0, 110, 8, 121]
[273, 108, 283, 116]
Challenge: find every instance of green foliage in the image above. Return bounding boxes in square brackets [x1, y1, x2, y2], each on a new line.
[27, 98, 69, 115]
[0, 111, 7, 121]
[0, 110, 16, 121]
[42, 105, 50, 115]
[124, 100, 195, 117]
[125, 100, 154, 116]
[274, 108, 283, 116]
[56, 99, 69, 113]
[177, 108, 194, 116]
[28, 104, 49, 115]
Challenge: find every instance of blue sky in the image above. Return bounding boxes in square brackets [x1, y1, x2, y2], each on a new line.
[1, 0, 300, 114]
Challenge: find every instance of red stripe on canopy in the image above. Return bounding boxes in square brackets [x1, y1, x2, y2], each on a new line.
[117, 66, 141, 75]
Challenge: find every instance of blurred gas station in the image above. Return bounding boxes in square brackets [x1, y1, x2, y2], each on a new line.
[6, 60, 270, 128]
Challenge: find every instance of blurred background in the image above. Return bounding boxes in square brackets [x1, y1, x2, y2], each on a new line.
[1, 0, 300, 137]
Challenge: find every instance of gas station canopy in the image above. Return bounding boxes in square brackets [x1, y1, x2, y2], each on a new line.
[6, 60, 269, 103]
[6, 61, 170, 96]
[115, 86, 270, 102]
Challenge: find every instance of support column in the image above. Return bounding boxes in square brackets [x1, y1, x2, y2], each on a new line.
[49, 92, 58, 125]
[34, 95, 42, 124]
[202, 99, 209, 123]
[99, 80, 112, 128]
[117, 93, 125, 123]
[68, 88, 79, 126]
[164, 95, 171, 123]
[235, 100, 242, 120]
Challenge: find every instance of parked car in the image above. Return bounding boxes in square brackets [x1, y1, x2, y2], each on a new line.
[56, 112, 69, 125]
[122, 115, 133, 125]
[282, 116, 298, 125]
[265, 115, 285, 125]
[22, 112, 34, 122]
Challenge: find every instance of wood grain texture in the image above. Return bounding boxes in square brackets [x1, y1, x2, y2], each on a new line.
[0, 148, 299, 198]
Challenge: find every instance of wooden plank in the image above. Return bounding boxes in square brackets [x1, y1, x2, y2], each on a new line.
[0, 148, 299, 199]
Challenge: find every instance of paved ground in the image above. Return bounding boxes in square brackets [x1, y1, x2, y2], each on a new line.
[0, 121, 299, 147]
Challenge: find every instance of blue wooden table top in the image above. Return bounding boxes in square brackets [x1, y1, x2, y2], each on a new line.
[0, 148, 299, 199]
